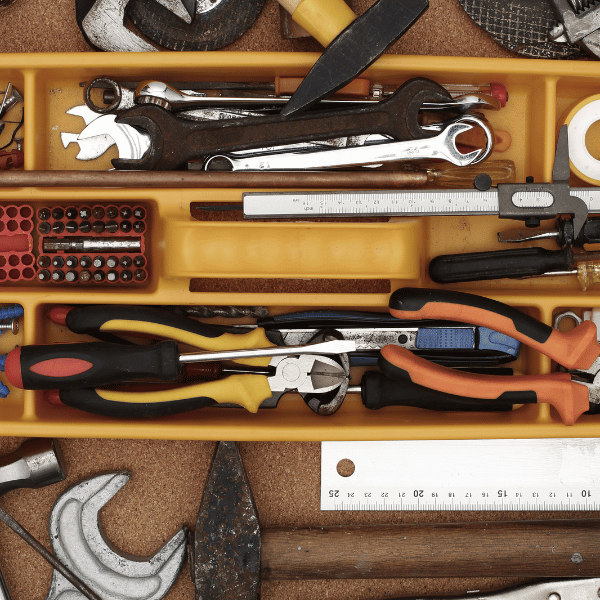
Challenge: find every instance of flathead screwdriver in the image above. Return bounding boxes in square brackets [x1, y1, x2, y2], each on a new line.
[5, 339, 355, 390]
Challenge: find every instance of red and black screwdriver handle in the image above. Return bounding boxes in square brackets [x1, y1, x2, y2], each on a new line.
[380, 288, 600, 425]
[5, 341, 181, 389]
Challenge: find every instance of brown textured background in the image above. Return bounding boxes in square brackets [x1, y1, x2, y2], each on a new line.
[0, 1, 593, 600]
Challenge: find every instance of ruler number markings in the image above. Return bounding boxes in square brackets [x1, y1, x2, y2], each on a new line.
[321, 440, 600, 511]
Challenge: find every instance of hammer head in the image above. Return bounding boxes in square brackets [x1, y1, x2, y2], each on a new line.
[0, 439, 66, 497]
[193, 442, 260, 600]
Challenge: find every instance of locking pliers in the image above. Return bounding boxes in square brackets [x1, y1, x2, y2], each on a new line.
[549, 0, 600, 57]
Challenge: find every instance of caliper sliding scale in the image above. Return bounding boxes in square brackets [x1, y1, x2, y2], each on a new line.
[244, 125, 592, 237]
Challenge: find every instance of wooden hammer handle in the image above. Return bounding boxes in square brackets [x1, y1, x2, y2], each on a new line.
[261, 520, 600, 579]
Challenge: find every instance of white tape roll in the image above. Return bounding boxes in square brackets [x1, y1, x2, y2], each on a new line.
[560, 94, 600, 185]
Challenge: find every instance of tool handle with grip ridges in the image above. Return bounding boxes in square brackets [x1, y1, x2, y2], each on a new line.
[429, 247, 573, 283]
[5, 341, 180, 390]
[389, 287, 600, 370]
[361, 370, 514, 412]
[378, 344, 589, 425]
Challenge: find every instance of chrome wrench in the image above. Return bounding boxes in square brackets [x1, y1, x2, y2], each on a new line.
[108, 78, 454, 170]
[204, 115, 493, 171]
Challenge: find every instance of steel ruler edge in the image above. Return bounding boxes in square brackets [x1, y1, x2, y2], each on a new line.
[320, 439, 600, 511]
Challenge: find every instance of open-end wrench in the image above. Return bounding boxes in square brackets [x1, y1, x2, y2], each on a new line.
[204, 115, 493, 171]
[63, 105, 351, 162]
[106, 78, 453, 170]
[133, 80, 502, 112]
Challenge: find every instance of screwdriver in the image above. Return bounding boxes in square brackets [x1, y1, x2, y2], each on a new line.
[348, 369, 515, 413]
[4, 339, 355, 390]
[194, 161, 517, 214]
[498, 216, 600, 248]
[428, 246, 600, 290]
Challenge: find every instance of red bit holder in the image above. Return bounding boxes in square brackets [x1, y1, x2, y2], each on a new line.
[0, 204, 35, 282]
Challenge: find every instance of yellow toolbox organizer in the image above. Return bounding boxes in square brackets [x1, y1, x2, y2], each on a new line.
[1, 51, 599, 440]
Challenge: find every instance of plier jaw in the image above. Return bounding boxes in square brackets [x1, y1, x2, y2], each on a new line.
[262, 354, 349, 414]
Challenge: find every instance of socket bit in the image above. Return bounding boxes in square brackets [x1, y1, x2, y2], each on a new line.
[42, 238, 142, 253]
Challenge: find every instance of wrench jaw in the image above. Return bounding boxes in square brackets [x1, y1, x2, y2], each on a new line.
[112, 113, 164, 171]
[46, 471, 187, 600]
[395, 78, 454, 141]
[447, 117, 495, 166]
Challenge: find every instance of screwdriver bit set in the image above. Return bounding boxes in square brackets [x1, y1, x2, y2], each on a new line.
[0, 52, 599, 440]
[35, 204, 148, 285]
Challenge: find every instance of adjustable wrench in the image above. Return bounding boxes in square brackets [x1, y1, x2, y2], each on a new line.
[106, 78, 453, 170]
[204, 115, 493, 170]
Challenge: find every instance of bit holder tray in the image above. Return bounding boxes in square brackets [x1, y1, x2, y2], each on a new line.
[0, 52, 599, 440]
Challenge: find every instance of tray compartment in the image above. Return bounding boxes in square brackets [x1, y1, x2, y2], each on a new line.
[0, 53, 596, 438]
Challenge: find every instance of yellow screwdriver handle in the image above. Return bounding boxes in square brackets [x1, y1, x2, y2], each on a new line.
[578, 261, 600, 291]
[433, 160, 517, 187]
[277, 0, 357, 46]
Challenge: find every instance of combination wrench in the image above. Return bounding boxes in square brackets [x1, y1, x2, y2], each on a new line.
[100, 78, 454, 170]
[204, 115, 494, 170]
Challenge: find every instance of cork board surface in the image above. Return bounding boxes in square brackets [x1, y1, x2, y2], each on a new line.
[0, 1, 593, 600]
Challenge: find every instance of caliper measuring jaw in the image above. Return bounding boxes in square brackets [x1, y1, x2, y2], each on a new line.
[497, 124, 588, 237]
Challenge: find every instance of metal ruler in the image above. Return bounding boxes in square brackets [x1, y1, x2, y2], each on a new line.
[321, 439, 600, 511]
[243, 188, 600, 218]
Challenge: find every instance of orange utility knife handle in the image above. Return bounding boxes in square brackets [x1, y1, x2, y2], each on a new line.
[379, 345, 590, 425]
[389, 288, 600, 371]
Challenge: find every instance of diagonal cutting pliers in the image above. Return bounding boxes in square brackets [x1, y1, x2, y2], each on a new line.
[378, 288, 600, 425]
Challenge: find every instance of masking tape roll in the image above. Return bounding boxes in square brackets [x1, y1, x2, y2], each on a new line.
[560, 94, 600, 185]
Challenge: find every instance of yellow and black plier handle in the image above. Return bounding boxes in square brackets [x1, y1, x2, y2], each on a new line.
[46, 304, 274, 366]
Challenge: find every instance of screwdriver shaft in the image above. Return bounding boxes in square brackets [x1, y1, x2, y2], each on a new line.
[0, 506, 102, 600]
[179, 339, 356, 364]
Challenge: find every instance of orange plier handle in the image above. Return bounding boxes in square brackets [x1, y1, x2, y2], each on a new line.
[381, 288, 599, 425]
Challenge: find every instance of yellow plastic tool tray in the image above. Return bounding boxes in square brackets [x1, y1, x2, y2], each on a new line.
[0, 51, 599, 440]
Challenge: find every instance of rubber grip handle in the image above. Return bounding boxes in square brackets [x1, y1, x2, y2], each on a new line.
[54, 388, 216, 419]
[361, 370, 514, 412]
[389, 288, 600, 370]
[379, 345, 590, 425]
[429, 247, 573, 283]
[60, 304, 274, 366]
[52, 373, 272, 417]
[5, 341, 180, 390]
[559, 216, 600, 247]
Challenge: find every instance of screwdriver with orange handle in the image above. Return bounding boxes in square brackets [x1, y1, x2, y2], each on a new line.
[379, 288, 600, 426]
